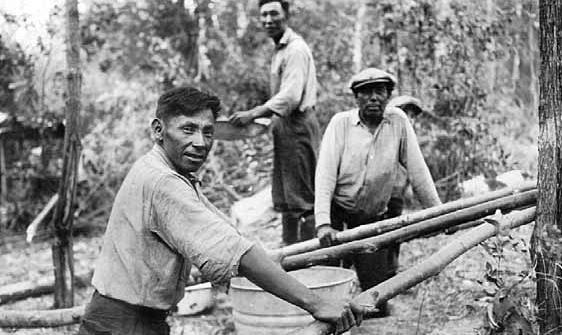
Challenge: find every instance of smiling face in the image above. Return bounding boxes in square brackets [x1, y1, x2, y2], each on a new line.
[154, 108, 215, 175]
[355, 82, 391, 126]
[259, 1, 288, 40]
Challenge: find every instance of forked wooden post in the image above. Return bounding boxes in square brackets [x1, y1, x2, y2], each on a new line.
[50, 0, 82, 308]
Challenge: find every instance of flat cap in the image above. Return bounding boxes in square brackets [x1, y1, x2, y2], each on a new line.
[349, 68, 397, 91]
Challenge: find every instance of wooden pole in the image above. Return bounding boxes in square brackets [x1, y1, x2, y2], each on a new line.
[289, 207, 537, 335]
[281, 190, 536, 270]
[279, 182, 536, 257]
[51, 0, 81, 308]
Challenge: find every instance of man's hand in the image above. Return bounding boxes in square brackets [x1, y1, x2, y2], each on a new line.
[309, 297, 367, 334]
[316, 224, 339, 248]
[229, 110, 256, 126]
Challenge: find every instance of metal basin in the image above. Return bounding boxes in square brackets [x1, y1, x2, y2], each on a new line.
[230, 266, 356, 335]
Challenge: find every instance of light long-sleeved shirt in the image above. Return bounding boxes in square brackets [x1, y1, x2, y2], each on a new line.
[264, 27, 317, 117]
[92, 145, 254, 310]
[315, 106, 441, 227]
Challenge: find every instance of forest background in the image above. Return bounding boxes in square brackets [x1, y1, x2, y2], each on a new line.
[0, 0, 544, 334]
[0, 0, 539, 239]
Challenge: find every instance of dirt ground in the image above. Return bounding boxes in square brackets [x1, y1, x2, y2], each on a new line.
[0, 216, 537, 335]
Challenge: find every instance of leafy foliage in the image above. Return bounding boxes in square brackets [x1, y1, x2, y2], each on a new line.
[0, 0, 539, 230]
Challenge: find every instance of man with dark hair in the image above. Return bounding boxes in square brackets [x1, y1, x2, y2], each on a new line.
[229, 0, 320, 246]
[77, 87, 366, 335]
[314, 68, 441, 317]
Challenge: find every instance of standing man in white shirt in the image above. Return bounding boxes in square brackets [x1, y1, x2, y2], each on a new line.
[314, 68, 442, 316]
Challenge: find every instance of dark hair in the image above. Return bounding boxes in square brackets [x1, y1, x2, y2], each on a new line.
[156, 86, 221, 121]
[258, 0, 290, 15]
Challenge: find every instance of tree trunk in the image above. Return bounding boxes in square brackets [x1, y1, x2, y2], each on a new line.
[352, 1, 366, 73]
[51, 0, 82, 308]
[528, 10, 539, 114]
[0, 140, 6, 204]
[531, 1, 562, 333]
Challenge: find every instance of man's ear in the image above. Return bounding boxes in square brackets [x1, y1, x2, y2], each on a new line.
[151, 118, 164, 142]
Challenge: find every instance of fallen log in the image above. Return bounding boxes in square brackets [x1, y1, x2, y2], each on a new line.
[0, 271, 92, 305]
[280, 182, 536, 257]
[0, 305, 85, 328]
[288, 206, 537, 335]
[281, 190, 536, 270]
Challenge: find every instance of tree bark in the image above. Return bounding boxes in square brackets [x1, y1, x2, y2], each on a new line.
[531, 1, 562, 333]
[50, 0, 82, 308]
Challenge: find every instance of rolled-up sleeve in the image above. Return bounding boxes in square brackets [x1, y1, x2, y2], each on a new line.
[315, 117, 343, 227]
[399, 119, 441, 208]
[150, 175, 254, 286]
[264, 46, 309, 117]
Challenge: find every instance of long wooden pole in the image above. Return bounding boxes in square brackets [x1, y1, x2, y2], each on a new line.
[281, 190, 536, 270]
[289, 207, 537, 335]
[280, 182, 536, 257]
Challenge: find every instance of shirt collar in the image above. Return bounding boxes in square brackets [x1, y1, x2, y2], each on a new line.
[275, 27, 296, 49]
[151, 144, 201, 185]
[351, 106, 392, 128]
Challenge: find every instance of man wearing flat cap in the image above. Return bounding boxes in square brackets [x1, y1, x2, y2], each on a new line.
[314, 67, 441, 316]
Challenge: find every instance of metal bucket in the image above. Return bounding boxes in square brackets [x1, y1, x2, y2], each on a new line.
[230, 266, 356, 335]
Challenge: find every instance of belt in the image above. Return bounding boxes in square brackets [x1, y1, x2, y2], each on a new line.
[94, 291, 170, 320]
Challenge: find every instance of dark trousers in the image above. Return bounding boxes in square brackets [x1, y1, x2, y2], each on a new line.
[271, 111, 320, 214]
[282, 210, 316, 245]
[77, 291, 170, 335]
[331, 198, 403, 296]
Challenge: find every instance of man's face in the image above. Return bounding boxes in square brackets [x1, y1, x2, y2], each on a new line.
[355, 83, 390, 124]
[260, 1, 288, 39]
[157, 109, 215, 175]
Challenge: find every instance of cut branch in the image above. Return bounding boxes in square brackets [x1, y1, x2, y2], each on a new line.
[289, 207, 537, 335]
[26, 194, 59, 243]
